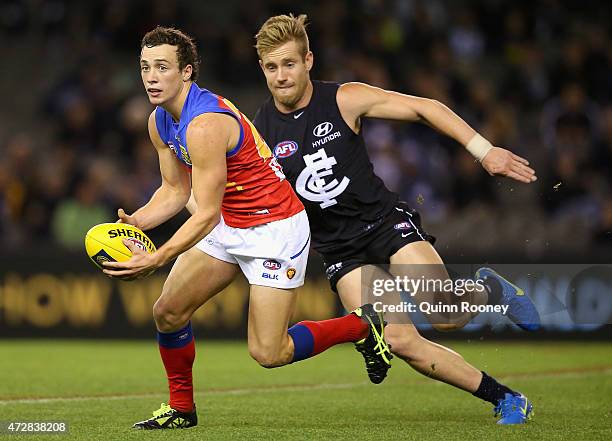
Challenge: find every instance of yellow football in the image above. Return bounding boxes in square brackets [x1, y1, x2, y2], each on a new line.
[85, 223, 156, 270]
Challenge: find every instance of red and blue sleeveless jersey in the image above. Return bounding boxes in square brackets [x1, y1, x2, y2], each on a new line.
[155, 84, 303, 228]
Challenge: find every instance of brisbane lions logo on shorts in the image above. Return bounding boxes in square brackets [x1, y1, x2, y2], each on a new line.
[274, 141, 299, 158]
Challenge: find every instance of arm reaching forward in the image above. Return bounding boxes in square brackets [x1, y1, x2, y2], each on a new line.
[337, 82, 537, 184]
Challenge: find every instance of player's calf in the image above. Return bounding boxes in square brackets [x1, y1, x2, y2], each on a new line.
[384, 325, 426, 362]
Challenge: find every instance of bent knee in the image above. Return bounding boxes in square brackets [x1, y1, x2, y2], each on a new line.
[153, 298, 190, 332]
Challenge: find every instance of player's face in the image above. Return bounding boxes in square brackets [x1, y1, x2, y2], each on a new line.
[259, 40, 313, 110]
[140, 44, 191, 106]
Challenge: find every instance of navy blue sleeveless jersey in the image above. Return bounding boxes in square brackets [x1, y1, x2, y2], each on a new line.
[253, 81, 398, 253]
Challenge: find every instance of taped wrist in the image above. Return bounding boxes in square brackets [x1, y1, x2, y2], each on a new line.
[466, 134, 493, 162]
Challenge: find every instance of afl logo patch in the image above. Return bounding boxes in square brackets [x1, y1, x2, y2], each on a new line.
[313, 121, 333, 137]
[274, 141, 299, 158]
[263, 259, 282, 270]
[393, 222, 412, 230]
[286, 268, 296, 279]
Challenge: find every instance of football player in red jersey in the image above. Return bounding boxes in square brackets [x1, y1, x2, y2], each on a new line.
[103, 26, 392, 430]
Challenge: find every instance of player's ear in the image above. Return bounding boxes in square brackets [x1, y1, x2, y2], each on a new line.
[305, 51, 313, 72]
[258, 59, 265, 72]
[183, 64, 193, 81]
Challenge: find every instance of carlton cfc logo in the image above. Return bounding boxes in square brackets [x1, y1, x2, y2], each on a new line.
[313, 121, 333, 137]
[274, 141, 299, 158]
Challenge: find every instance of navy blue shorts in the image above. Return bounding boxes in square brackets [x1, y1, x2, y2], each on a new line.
[321, 202, 436, 293]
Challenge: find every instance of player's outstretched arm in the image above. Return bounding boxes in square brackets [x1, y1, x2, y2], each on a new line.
[337, 82, 536, 183]
[103, 113, 230, 279]
[117, 110, 192, 230]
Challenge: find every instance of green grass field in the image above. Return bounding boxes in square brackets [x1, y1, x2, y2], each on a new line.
[0, 340, 610, 440]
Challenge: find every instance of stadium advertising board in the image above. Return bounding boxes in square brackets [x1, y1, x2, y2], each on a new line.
[0, 255, 610, 338]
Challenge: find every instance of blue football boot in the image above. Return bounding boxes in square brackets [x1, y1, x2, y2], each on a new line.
[494, 393, 533, 424]
[476, 267, 541, 331]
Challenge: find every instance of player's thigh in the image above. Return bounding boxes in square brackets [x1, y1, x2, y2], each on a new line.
[336, 264, 412, 325]
[247, 285, 297, 363]
[336, 265, 372, 311]
[390, 241, 467, 329]
[157, 247, 240, 317]
[389, 241, 451, 294]
[389, 240, 446, 266]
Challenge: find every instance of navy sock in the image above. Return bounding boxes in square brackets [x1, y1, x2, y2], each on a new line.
[472, 371, 518, 404]
[157, 322, 194, 348]
[287, 324, 314, 362]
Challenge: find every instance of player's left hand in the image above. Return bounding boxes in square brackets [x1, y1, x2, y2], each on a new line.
[101, 239, 160, 281]
[481, 147, 537, 183]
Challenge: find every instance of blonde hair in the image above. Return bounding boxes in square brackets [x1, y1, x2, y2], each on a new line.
[255, 14, 309, 60]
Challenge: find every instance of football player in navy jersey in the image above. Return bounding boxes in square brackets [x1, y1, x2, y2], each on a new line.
[251, 14, 538, 424]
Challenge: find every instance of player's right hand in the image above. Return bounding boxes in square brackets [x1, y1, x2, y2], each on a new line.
[481, 147, 537, 184]
[117, 208, 139, 227]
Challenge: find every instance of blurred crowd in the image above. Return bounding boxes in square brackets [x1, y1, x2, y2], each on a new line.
[0, 0, 610, 258]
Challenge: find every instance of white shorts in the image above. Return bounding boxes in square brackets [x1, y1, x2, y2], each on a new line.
[195, 210, 311, 289]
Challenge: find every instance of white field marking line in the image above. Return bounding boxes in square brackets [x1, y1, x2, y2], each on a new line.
[1, 367, 610, 406]
[0, 382, 368, 406]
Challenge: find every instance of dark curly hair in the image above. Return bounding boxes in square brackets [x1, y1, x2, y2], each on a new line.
[141, 26, 200, 82]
